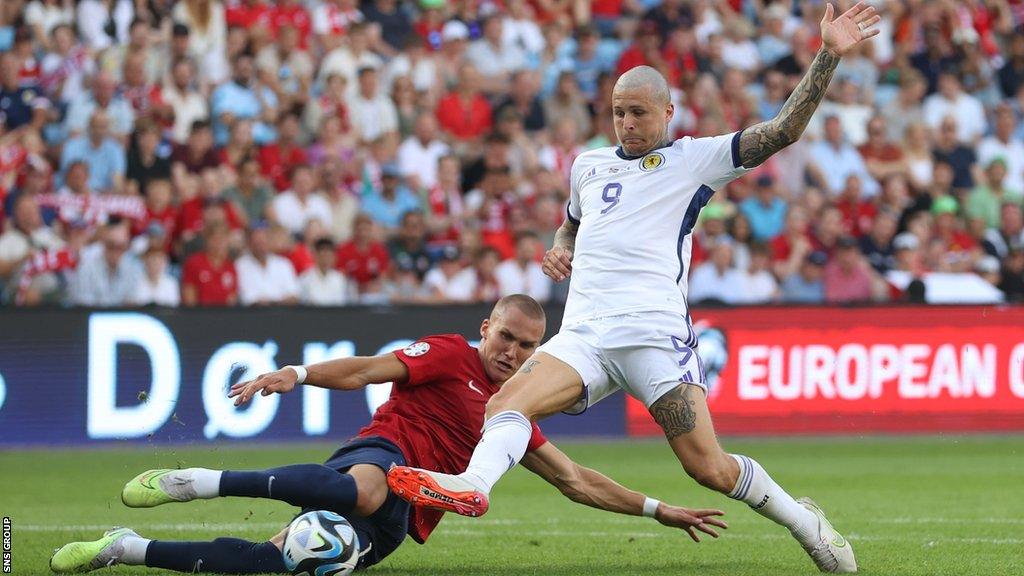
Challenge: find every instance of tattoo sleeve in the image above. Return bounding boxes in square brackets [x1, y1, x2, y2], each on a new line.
[553, 218, 579, 253]
[738, 48, 841, 168]
[649, 384, 698, 440]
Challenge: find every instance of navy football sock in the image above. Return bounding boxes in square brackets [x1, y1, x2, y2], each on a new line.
[145, 539, 285, 574]
[220, 464, 359, 513]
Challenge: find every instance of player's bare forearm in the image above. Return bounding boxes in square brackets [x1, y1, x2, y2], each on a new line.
[305, 354, 409, 391]
[522, 443, 644, 516]
[738, 48, 841, 168]
[553, 219, 578, 253]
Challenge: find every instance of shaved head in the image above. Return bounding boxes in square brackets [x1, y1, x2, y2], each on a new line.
[613, 66, 670, 105]
[611, 66, 674, 157]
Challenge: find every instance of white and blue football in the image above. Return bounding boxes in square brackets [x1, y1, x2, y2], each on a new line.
[282, 510, 360, 576]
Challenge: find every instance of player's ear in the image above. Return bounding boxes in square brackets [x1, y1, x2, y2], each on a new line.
[665, 102, 674, 124]
[479, 318, 490, 341]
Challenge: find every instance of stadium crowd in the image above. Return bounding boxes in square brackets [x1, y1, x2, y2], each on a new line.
[0, 0, 1023, 307]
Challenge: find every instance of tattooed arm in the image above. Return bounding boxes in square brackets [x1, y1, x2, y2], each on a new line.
[542, 218, 578, 282]
[737, 2, 880, 168]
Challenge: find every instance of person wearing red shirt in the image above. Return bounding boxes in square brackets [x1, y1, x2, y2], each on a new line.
[181, 223, 238, 306]
[69, 297, 725, 574]
[436, 64, 493, 142]
[131, 179, 179, 251]
[269, 0, 312, 48]
[225, 0, 272, 28]
[931, 195, 980, 272]
[335, 213, 391, 289]
[257, 113, 308, 192]
[835, 174, 877, 238]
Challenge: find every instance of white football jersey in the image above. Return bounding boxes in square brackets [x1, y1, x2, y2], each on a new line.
[563, 132, 750, 328]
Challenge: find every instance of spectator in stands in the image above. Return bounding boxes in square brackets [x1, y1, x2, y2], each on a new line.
[171, 0, 228, 84]
[823, 236, 875, 303]
[125, 120, 172, 196]
[162, 59, 209, 145]
[471, 245, 502, 303]
[64, 72, 133, 138]
[38, 24, 93, 106]
[543, 71, 592, 140]
[258, 112, 308, 192]
[305, 75, 358, 152]
[836, 175, 876, 238]
[24, 0, 74, 49]
[495, 231, 550, 303]
[137, 180, 177, 251]
[272, 164, 332, 236]
[880, 72, 927, 144]
[171, 120, 219, 176]
[319, 21, 383, 93]
[924, 72, 987, 144]
[349, 66, 398, 143]
[210, 53, 277, 146]
[363, 0, 412, 57]
[998, 33, 1024, 99]
[436, 63, 492, 144]
[387, 210, 432, 281]
[967, 159, 1023, 230]
[999, 248, 1024, 302]
[423, 244, 474, 303]
[60, 111, 126, 194]
[424, 154, 465, 248]
[689, 241, 745, 305]
[76, 0, 133, 51]
[255, 23, 313, 111]
[496, 69, 546, 133]
[983, 203, 1024, 260]
[810, 115, 878, 197]
[0, 194, 63, 286]
[236, 223, 299, 306]
[0, 51, 47, 131]
[468, 13, 526, 94]
[224, 156, 275, 226]
[858, 116, 905, 183]
[741, 243, 779, 304]
[781, 251, 827, 304]
[977, 104, 1024, 194]
[397, 112, 449, 191]
[68, 223, 141, 306]
[932, 116, 977, 193]
[132, 246, 179, 307]
[319, 157, 360, 242]
[740, 175, 787, 242]
[120, 51, 174, 125]
[181, 223, 237, 307]
[299, 237, 352, 306]
[362, 163, 421, 232]
[335, 213, 390, 291]
[931, 196, 980, 273]
[860, 210, 898, 274]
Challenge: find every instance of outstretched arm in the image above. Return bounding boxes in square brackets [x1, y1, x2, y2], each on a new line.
[229, 354, 409, 405]
[521, 442, 727, 542]
[738, 2, 880, 168]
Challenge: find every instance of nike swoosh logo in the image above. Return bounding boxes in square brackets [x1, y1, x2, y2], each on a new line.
[195, 559, 203, 571]
[467, 380, 483, 395]
[268, 475, 275, 497]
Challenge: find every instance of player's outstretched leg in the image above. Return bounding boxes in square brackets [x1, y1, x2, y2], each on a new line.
[50, 527, 286, 574]
[650, 383, 856, 573]
[388, 353, 583, 516]
[123, 464, 362, 513]
[50, 527, 142, 573]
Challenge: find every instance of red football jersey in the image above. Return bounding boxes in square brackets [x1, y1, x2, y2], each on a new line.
[358, 334, 547, 544]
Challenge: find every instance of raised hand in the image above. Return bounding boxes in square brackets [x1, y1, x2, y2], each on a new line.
[821, 2, 882, 56]
[654, 504, 728, 543]
[228, 367, 300, 406]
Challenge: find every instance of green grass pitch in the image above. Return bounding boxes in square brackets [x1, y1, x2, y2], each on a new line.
[3, 436, 1022, 575]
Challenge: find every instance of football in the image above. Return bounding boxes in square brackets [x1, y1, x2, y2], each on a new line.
[282, 510, 360, 576]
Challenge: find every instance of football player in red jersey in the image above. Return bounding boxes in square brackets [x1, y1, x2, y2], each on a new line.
[50, 296, 725, 575]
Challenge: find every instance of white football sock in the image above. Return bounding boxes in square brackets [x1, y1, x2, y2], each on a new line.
[460, 411, 533, 494]
[119, 536, 151, 565]
[728, 454, 817, 545]
[186, 468, 222, 498]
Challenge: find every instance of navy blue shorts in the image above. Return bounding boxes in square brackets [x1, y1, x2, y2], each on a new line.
[301, 436, 410, 570]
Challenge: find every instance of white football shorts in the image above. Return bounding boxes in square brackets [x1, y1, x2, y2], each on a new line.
[536, 311, 707, 415]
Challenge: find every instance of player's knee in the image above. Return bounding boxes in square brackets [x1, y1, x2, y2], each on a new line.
[684, 457, 735, 493]
[353, 475, 389, 516]
[484, 391, 523, 419]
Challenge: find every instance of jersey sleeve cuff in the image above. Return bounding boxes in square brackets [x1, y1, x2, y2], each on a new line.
[566, 202, 581, 225]
[731, 129, 745, 169]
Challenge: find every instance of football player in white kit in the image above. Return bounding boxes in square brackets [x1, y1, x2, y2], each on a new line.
[388, 3, 880, 573]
